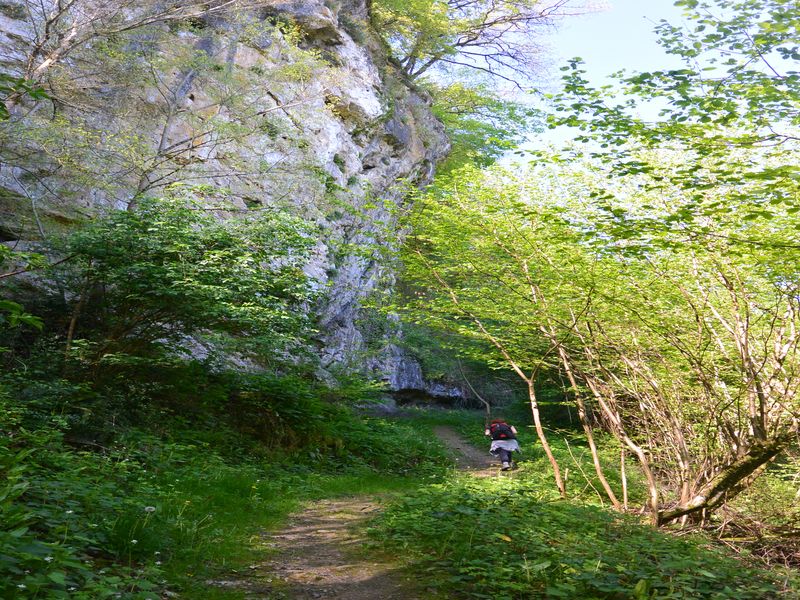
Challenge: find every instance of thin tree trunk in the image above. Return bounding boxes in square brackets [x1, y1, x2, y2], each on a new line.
[528, 380, 567, 498]
[458, 359, 491, 425]
[64, 275, 90, 366]
[583, 376, 660, 524]
[558, 345, 621, 508]
[129, 61, 199, 210]
[621, 448, 628, 510]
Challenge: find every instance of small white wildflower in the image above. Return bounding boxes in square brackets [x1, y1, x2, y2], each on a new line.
[65, 510, 74, 514]
[17, 584, 26, 589]
[154, 551, 161, 555]
[68, 587, 77, 592]
[155, 561, 162, 565]
[144, 506, 156, 513]
[44, 556, 54, 562]
[131, 539, 138, 544]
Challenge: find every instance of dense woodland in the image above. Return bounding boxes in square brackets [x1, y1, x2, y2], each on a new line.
[1, 0, 799, 598]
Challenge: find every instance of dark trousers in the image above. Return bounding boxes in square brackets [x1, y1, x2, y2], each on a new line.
[494, 448, 513, 464]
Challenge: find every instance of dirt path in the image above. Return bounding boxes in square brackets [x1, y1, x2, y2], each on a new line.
[213, 427, 494, 599]
[433, 425, 497, 477]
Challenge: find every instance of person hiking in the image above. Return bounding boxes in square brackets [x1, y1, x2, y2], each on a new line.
[485, 418, 520, 470]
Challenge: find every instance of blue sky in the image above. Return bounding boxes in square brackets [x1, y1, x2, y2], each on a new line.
[546, 0, 686, 87]
[521, 0, 687, 147]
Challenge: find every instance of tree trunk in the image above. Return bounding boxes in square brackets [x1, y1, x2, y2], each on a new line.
[583, 375, 661, 523]
[558, 346, 621, 508]
[64, 275, 90, 367]
[458, 359, 491, 424]
[621, 449, 628, 510]
[528, 380, 567, 498]
[657, 433, 793, 525]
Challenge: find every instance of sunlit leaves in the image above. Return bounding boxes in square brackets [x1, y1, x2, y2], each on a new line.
[426, 80, 542, 172]
[0, 75, 48, 120]
[547, 0, 800, 226]
[373, 473, 787, 598]
[401, 155, 800, 521]
[372, 0, 577, 84]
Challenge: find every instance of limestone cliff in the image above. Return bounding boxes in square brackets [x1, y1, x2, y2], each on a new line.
[0, 0, 455, 393]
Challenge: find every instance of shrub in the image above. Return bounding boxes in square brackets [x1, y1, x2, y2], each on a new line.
[58, 190, 314, 368]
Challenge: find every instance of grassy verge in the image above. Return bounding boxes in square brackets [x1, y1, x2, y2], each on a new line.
[368, 406, 800, 600]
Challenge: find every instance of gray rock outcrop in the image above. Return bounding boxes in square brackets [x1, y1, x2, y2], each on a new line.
[0, 0, 456, 394]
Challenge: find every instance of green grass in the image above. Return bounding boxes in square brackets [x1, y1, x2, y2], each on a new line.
[4, 381, 796, 600]
[155, 411, 456, 599]
[168, 468, 436, 600]
[370, 473, 796, 599]
[368, 407, 800, 600]
[0, 385, 453, 600]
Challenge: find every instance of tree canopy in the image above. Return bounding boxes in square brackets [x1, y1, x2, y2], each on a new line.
[372, 0, 584, 86]
[402, 154, 800, 523]
[548, 0, 800, 222]
[400, 0, 800, 524]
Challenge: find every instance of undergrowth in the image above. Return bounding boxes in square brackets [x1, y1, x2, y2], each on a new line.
[370, 472, 798, 599]
[370, 404, 799, 600]
[0, 370, 451, 599]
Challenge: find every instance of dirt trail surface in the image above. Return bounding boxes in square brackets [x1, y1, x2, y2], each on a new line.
[433, 425, 497, 477]
[213, 427, 493, 599]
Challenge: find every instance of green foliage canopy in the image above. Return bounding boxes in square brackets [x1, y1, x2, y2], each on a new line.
[400, 157, 800, 522]
[372, 0, 578, 85]
[548, 0, 800, 222]
[428, 81, 541, 172]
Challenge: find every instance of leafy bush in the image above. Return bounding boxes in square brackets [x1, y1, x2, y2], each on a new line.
[0, 389, 165, 599]
[57, 189, 314, 367]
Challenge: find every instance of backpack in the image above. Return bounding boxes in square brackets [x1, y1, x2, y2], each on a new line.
[490, 422, 515, 441]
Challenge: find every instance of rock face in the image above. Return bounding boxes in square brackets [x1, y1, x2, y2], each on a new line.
[0, 0, 454, 393]
[367, 342, 464, 398]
